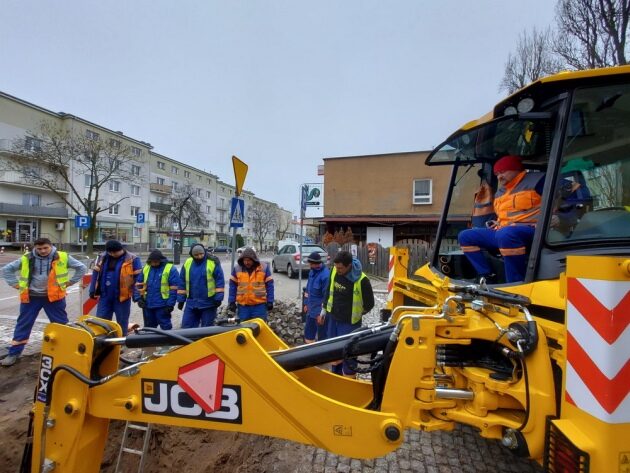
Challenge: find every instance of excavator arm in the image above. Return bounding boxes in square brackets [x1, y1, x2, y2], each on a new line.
[25, 278, 557, 473]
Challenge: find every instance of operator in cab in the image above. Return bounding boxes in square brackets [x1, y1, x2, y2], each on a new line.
[458, 155, 544, 283]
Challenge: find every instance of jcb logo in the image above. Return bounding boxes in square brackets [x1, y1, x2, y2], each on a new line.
[142, 379, 242, 424]
[36, 355, 54, 403]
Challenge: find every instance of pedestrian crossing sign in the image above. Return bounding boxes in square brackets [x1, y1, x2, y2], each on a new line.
[230, 197, 245, 228]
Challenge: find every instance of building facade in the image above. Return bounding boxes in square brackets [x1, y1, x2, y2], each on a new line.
[321, 151, 476, 245]
[0, 90, 290, 252]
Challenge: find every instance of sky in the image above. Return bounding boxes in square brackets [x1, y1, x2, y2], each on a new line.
[0, 1, 557, 216]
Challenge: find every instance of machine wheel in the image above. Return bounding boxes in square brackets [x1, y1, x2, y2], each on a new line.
[272, 261, 278, 273]
[287, 264, 296, 279]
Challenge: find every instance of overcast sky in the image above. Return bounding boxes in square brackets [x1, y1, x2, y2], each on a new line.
[1, 1, 556, 216]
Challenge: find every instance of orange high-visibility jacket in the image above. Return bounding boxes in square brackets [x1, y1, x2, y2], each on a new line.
[494, 171, 544, 228]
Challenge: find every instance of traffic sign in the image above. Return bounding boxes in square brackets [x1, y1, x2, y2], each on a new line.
[177, 354, 225, 413]
[232, 155, 248, 196]
[230, 197, 244, 228]
[74, 215, 91, 228]
[136, 213, 145, 224]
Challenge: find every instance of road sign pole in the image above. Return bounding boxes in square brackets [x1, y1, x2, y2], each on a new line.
[298, 184, 306, 299]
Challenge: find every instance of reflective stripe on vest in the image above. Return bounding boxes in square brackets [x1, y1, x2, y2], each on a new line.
[183, 257, 216, 297]
[19, 251, 69, 303]
[325, 267, 366, 324]
[141, 263, 173, 300]
[494, 171, 543, 228]
[234, 263, 268, 305]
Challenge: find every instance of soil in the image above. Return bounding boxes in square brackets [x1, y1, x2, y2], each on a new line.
[0, 355, 308, 473]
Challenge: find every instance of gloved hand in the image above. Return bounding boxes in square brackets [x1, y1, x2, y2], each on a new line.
[165, 306, 174, 315]
[316, 308, 326, 326]
[89, 292, 97, 300]
[137, 299, 146, 309]
[228, 302, 237, 313]
[266, 302, 274, 311]
[177, 301, 185, 310]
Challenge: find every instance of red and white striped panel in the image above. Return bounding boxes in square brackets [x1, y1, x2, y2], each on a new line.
[80, 274, 98, 316]
[566, 277, 630, 423]
[387, 254, 394, 302]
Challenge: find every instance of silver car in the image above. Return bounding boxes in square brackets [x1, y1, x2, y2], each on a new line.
[271, 244, 328, 278]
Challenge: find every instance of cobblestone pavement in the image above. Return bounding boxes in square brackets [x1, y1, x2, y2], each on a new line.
[0, 267, 543, 472]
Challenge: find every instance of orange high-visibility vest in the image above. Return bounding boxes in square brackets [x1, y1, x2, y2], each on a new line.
[494, 171, 543, 228]
[233, 263, 270, 305]
[92, 252, 141, 302]
[18, 252, 69, 303]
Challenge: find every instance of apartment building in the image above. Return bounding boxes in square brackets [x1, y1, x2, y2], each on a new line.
[0, 91, 151, 250]
[0, 90, 292, 252]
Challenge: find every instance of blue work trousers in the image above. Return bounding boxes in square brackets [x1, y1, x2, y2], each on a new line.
[181, 306, 218, 328]
[143, 307, 173, 330]
[237, 303, 267, 322]
[96, 297, 132, 335]
[9, 297, 67, 356]
[458, 226, 535, 283]
[328, 318, 362, 376]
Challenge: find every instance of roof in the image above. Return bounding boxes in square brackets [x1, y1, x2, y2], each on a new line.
[320, 215, 470, 223]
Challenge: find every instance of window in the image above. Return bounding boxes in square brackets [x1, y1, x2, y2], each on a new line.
[131, 147, 141, 157]
[413, 179, 432, 204]
[207, 178, 212, 185]
[22, 193, 41, 206]
[24, 137, 42, 151]
[109, 158, 121, 171]
[157, 161, 165, 170]
[204, 220, 210, 227]
[206, 191, 211, 198]
[156, 215, 165, 228]
[206, 205, 211, 213]
[110, 139, 121, 148]
[197, 175, 201, 181]
[196, 188, 201, 196]
[133, 226, 141, 238]
[184, 170, 190, 178]
[84, 174, 94, 187]
[131, 206, 140, 216]
[172, 181, 178, 190]
[108, 204, 119, 215]
[131, 164, 141, 176]
[218, 197, 225, 209]
[171, 166, 179, 174]
[131, 185, 140, 196]
[109, 180, 120, 192]
[221, 186, 225, 192]
[86, 129, 100, 141]
[156, 177, 165, 185]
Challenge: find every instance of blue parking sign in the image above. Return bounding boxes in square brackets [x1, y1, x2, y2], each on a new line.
[74, 215, 91, 228]
[136, 213, 145, 224]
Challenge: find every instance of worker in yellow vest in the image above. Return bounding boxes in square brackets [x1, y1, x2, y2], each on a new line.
[1, 237, 87, 367]
[134, 250, 180, 330]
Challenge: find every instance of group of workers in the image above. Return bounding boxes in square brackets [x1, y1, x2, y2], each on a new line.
[0, 240, 276, 367]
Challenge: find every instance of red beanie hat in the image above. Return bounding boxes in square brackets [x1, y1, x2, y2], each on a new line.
[493, 155, 523, 174]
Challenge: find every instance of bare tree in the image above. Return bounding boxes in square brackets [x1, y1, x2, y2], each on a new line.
[167, 183, 205, 253]
[500, 27, 564, 94]
[275, 210, 292, 242]
[554, 0, 629, 69]
[8, 121, 142, 254]
[250, 201, 278, 251]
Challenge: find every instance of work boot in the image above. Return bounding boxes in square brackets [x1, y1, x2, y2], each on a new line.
[1, 355, 19, 367]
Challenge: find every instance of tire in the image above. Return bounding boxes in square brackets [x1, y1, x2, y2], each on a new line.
[272, 261, 278, 273]
[287, 264, 296, 279]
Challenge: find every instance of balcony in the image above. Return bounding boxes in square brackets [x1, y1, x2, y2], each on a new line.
[0, 203, 69, 218]
[150, 202, 172, 212]
[0, 170, 69, 193]
[150, 183, 172, 194]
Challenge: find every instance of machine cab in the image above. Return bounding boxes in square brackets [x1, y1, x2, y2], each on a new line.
[425, 67, 630, 287]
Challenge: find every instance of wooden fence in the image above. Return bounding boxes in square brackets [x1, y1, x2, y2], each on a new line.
[324, 240, 431, 279]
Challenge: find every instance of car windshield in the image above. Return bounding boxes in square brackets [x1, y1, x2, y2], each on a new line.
[301, 245, 324, 253]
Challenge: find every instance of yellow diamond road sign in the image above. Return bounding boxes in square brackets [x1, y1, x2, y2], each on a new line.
[232, 155, 248, 196]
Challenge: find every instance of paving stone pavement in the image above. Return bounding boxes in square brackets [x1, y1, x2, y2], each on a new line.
[0, 273, 543, 472]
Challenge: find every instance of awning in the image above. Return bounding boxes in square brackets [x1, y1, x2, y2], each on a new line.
[320, 215, 470, 224]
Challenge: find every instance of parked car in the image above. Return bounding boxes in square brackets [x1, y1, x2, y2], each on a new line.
[211, 245, 232, 254]
[236, 246, 258, 256]
[272, 244, 328, 278]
